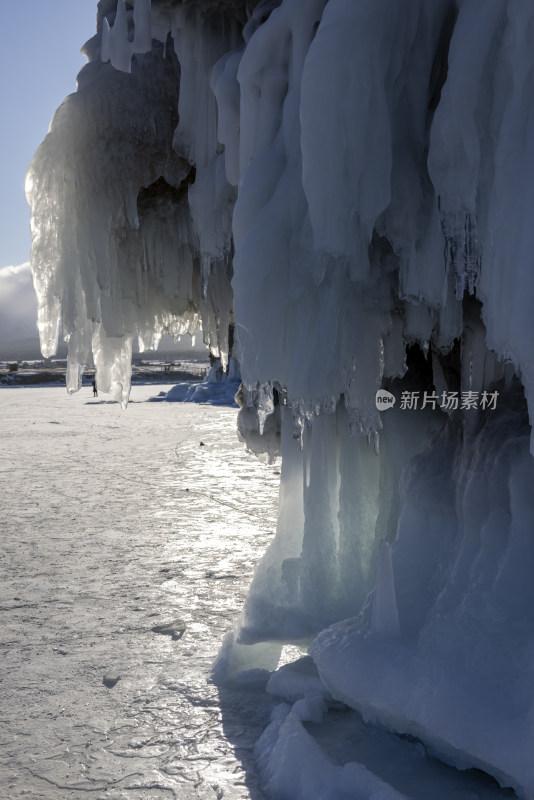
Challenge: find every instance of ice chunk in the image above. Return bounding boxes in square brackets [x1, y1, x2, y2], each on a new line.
[255, 705, 408, 800]
[266, 656, 330, 703]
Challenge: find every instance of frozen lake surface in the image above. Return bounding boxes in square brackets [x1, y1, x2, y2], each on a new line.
[0, 384, 280, 800]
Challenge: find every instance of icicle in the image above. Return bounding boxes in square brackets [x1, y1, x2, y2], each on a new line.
[133, 0, 152, 54]
[101, 0, 152, 74]
[371, 541, 400, 637]
[257, 382, 275, 435]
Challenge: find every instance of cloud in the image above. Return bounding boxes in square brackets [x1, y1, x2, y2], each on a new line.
[0, 261, 38, 343]
[0, 262, 32, 279]
[0, 263, 209, 359]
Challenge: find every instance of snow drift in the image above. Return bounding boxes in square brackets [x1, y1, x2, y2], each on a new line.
[26, 0, 534, 797]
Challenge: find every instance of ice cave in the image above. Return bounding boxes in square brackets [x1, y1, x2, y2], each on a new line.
[26, 0, 534, 797]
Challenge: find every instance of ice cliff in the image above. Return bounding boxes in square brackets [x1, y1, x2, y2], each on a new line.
[27, 0, 534, 797]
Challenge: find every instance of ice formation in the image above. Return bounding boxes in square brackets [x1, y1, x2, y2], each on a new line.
[26, 0, 534, 797]
[26, 0, 240, 405]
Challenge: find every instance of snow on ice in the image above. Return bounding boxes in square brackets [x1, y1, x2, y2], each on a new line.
[26, 0, 534, 797]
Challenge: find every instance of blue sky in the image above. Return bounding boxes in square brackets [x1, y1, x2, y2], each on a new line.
[0, 1, 98, 345]
[0, 1, 98, 269]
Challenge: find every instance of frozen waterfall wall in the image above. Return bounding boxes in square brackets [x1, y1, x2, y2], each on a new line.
[27, 0, 534, 796]
[26, 0, 242, 404]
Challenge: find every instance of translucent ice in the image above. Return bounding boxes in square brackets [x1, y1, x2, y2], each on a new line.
[27, 2, 239, 401]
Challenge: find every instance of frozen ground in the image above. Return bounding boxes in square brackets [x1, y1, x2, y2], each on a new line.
[0, 383, 523, 800]
[0, 384, 280, 800]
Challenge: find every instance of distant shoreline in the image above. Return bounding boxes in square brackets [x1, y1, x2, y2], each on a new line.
[0, 358, 210, 388]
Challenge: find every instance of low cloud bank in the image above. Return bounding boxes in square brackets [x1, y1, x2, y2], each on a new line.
[0, 262, 39, 346]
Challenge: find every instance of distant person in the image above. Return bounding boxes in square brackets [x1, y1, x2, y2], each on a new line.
[92, 379, 98, 397]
